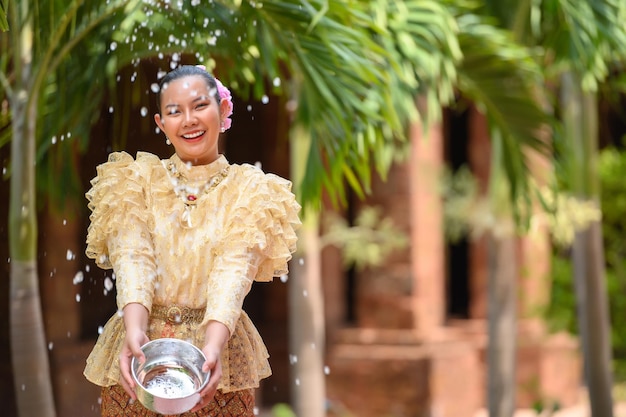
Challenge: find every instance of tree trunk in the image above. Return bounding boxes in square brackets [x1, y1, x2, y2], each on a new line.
[572, 221, 613, 417]
[561, 71, 613, 417]
[8, 2, 56, 414]
[487, 231, 517, 417]
[288, 126, 326, 417]
[9, 92, 56, 417]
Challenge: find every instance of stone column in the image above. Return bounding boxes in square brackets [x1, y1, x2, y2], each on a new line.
[409, 114, 446, 335]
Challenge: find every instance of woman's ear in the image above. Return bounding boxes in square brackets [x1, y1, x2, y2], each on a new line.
[219, 99, 229, 120]
[154, 113, 165, 132]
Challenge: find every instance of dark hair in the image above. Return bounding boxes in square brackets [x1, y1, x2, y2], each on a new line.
[155, 65, 220, 114]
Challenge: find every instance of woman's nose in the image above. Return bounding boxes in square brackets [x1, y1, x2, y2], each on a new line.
[182, 111, 197, 126]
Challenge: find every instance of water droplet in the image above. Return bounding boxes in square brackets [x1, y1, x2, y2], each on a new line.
[48, 342, 54, 350]
[66, 249, 75, 261]
[261, 95, 269, 104]
[73, 271, 84, 285]
[98, 326, 104, 335]
[51, 136, 57, 144]
[108, 106, 114, 113]
[289, 354, 298, 365]
[104, 277, 114, 291]
[295, 378, 300, 386]
[324, 366, 330, 375]
[75, 294, 81, 302]
[140, 107, 148, 117]
[110, 42, 117, 51]
[303, 290, 308, 297]
[273, 77, 281, 87]
[151, 83, 160, 93]
[299, 258, 304, 266]
[280, 274, 288, 283]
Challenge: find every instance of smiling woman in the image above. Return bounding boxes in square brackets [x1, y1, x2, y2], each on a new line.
[154, 67, 228, 165]
[82, 64, 301, 417]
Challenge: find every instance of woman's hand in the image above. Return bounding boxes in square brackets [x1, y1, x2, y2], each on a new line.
[190, 320, 230, 412]
[190, 346, 223, 412]
[119, 327, 150, 399]
[118, 303, 150, 399]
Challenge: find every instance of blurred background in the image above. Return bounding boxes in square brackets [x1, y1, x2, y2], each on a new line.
[2, 1, 626, 417]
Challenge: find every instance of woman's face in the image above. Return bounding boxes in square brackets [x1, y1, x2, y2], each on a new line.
[154, 75, 227, 165]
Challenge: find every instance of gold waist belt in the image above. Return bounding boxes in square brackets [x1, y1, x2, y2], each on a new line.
[151, 304, 205, 324]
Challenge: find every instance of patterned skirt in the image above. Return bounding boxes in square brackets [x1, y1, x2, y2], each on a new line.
[100, 384, 255, 417]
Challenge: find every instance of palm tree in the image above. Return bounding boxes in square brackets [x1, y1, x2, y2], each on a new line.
[1, 1, 157, 414]
[479, 1, 626, 415]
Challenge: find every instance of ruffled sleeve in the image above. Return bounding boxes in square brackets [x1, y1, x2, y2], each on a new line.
[85, 151, 160, 311]
[230, 167, 301, 282]
[202, 166, 301, 334]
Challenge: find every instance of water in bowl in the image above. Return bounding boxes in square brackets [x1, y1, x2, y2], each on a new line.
[143, 364, 200, 399]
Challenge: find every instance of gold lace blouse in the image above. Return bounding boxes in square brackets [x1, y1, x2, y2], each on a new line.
[83, 151, 301, 393]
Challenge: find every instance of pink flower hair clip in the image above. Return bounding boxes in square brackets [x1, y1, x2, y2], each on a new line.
[196, 65, 233, 132]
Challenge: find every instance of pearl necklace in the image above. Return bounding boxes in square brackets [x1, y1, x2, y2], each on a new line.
[164, 160, 230, 228]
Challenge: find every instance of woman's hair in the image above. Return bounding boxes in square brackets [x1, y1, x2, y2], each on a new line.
[155, 65, 220, 114]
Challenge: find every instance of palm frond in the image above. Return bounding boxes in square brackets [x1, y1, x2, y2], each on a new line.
[454, 11, 553, 221]
[0, 0, 8, 32]
[531, 0, 626, 90]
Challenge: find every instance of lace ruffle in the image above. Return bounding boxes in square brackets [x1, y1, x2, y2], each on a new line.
[85, 151, 159, 269]
[226, 165, 301, 282]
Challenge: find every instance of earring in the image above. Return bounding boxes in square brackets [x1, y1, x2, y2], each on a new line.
[165, 136, 171, 145]
[220, 122, 225, 133]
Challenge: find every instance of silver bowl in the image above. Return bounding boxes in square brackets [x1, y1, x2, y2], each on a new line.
[131, 338, 210, 414]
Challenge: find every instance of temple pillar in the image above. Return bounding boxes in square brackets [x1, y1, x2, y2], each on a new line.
[409, 114, 446, 335]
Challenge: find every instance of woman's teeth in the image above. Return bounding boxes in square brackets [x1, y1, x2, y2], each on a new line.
[183, 131, 204, 139]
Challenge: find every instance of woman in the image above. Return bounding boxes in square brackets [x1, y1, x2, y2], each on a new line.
[83, 64, 301, 416]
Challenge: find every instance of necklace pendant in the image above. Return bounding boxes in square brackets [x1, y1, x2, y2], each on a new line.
[186, 194, 198, 203]
[182, 206, 193, 228]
